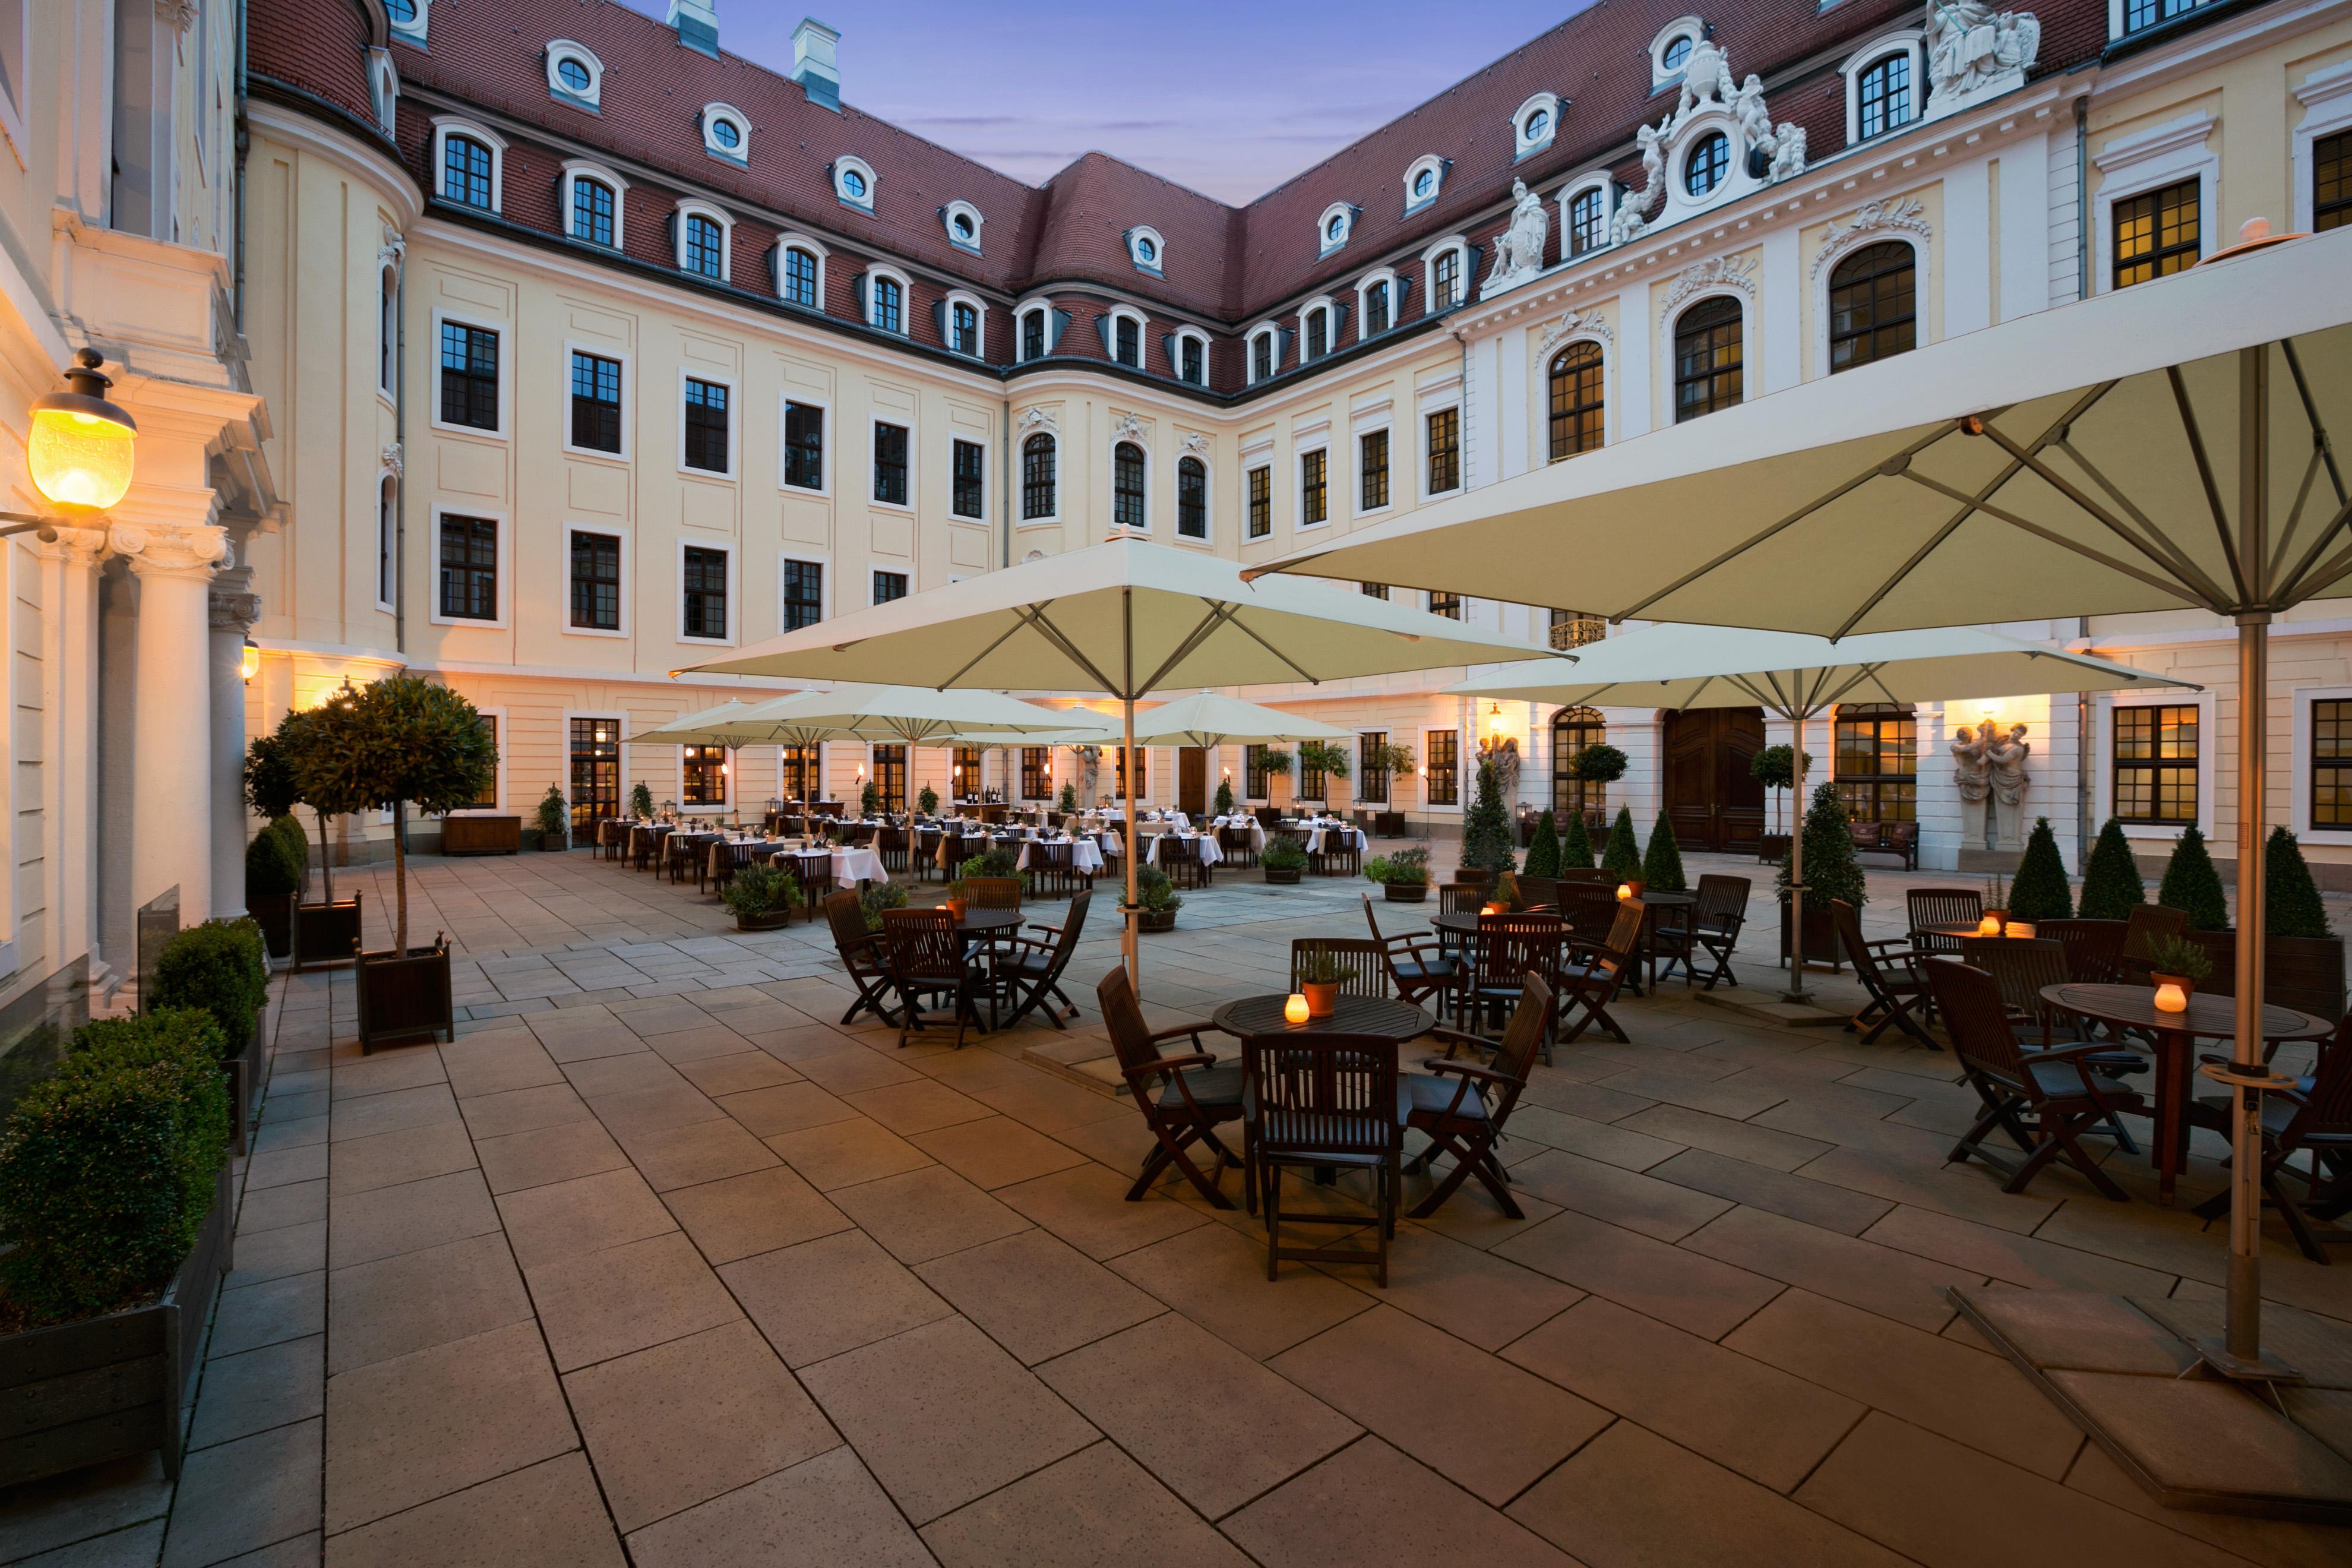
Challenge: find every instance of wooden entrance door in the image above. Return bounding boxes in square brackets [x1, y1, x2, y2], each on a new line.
[1177, 748, 1208, 818]
[1661, 708, 1767, 852]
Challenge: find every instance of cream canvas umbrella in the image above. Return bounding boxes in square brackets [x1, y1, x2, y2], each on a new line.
[1122, 691, 1351, 748]
[681, 537, 1551, 982]
[621, 699, 766, 746]
[1449, 625, 2196, 998]
[1260, 227, 2352, 1374]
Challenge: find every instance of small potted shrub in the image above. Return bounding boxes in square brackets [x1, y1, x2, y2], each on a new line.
[859, 880, 909, 932]
[1058, 781, 1079, 813]
[246, 722, 361, 972]
[1262, 835, 1307, 884]
[242, 820, 304, 960]
[1364, 845, 1431, 902]
[630, 781, 656, 819]
[1135, 864, 1182, 932]
[861, 779, 882, 818]
[147, 919, 269, 1154]
[536, 783, 570, 851]
[918, 784, 940, 816]
[723, 862, 804, 931]
[2147, 933, 2214, 1003]
[1213, 776, 1235, 817]
[1297, 949, 1352, 1019]
[2265, 827, 2343, 1020]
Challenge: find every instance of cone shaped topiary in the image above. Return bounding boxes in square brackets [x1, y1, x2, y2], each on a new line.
[2157, 824, 2230, 931]
[1561, 810, 1595, 870]
[1642, 811, 1687, 893]
[2077, 817, 2146, 921]
[1523, 809, 1561, 878]
[1213, 776, 1235, 817]
[1459, 758, 1518, 877]
[2008, 817, 2074, 922]
[1600, 807, 1642, 881]
[1777, 782, 1868, 911]
[2266, 826, 2334, 940]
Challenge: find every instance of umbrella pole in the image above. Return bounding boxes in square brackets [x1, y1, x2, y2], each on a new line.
[1783, 720, 1810, 1004]
[2223, 611, 2269, 1367]
[1123, 591, 1140, 990]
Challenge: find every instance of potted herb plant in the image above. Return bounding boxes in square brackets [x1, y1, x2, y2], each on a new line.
[2147, 933, 2214, 1003]
[536, 783, 570, 851]
[1135, 864, 1182, 932]
[723, 862, 804, 931]
[1297, 949, 1352, 1018]
[1364, 845, 1431, 902]
[1261, 834, 1307, 884]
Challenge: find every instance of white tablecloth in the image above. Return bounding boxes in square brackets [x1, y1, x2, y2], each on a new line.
[782, 845, 890, 885]
[1016, 839, 1105, 874]
[1146, 833, 1224, 868]
[1210, 815, 1267, 850]
[1140, 811, 1191, 832]
[1301, 825, 1367, 855]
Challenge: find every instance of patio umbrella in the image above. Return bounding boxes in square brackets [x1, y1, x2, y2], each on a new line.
[1448, 625, 2195, 999]
[1121, 691, 1351, 748]
[621, 699, 766, 746]
[680, 537, 1550, 983]
[1259, 227, 2352, 1373]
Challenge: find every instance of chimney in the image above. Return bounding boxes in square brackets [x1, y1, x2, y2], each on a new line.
[668, 0, 719, 58]
[791, 18, 841, 112]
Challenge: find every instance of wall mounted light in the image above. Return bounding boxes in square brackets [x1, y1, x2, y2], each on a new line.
[25, 351, 138, 514]
[240, 638, 261, 682]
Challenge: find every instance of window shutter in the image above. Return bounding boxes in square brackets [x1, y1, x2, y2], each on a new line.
[1093, 314, 1113, 358]
[1330, 301, 1350, 342]
[1050, 309, 1071, 350]
[1276, 327, 1295, 368]
[1395, 275, 1414, 308]
[851, 272, 867, 318]
[1158, 333, 1177, 371]
[930, 299, 946, 340]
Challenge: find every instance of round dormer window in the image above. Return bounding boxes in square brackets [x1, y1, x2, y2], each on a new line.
[388, 0, 416, 18]
[1326, 214, 1346, 242]
[951, 212, 975, 241]
[1136, 235, 1157, 263]
[842, 167, 867, 199]
[1663, 35, 1693, 72]
[712, 118, 741, 150]
[1413, 167, 1436, 200]
[1686, 131, 1728, 197]
[556, 57, 592, 93]
[1524, 108, 1550, 143]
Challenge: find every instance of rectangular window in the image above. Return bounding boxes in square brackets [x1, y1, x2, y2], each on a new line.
[377, 483, 397, 607]
[569, 350, 622, 453]
[952, 745, 984, 799]
[1115, 745, 1147, 800]
[782, 559, 824, 631]
[1253, 334, 1273, 381]
[2122, 0, 2212, 35]
[779, 744, 820, 802]
[1022, 311, 1046, 361]
[1365, 282, 1390, 336]
[1358, 731, 1389, 805]
[872, 277, 903, 334]
[1425, 730, 1459, 806]
[682, 546, 728, 640]
[1300, 748, 1326, 801]
[467, 715, 501, 809]
[683, 378, 729, 472]
[2113, 178, 2200, 289]
[870, 744, 908, 812]
[873, 421, 909, 505]
[1305, 311, 1327, 361]
[439, 514, 498, 620]
[951, 438, 985, 520]
[781, 247, 820, 308]
[1023, 435, 1057, 520]
[784, 402, 825, 490]
[1115, 315, 1140, 366]
[572, 178, 614, 246]
[1428, 590, 1460, 620]
[1358, 429, 1389, 512]
[442, 134, 492, 208]
[951, 302, 979, 356]
[1427, 407, 1459, 494]
[1361, 583, 1389, 600]
[570, 716, 619, 834]
[2317, 700, 2352, 827]
[1020, 747, 1051, 801]
[1832, 706, 1917, 823]
[2113, 704, 2198, 824]
[1300, 449, 1327, 527]
[570, 530, 620, 630]
[438, 322, 499, 431]
[1245, 745, 1273, 801]
[1247, 466, 1272, 539]
[2315, 130, 2351, 233]
[1181, 337, 1204, 384]
[872, 571, 908, 605]
[1433, 249, 1460, 308]
[682, 214, 725, 279]
[681, 744, 728, 807]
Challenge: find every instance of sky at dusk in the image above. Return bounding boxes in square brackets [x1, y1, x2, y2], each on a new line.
[620, 2, 1593, 203]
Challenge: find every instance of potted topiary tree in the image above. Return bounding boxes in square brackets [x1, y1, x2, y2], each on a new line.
[2158, 824, 2230, 932]
[2007, 817, 2074, 925]
[1261, 834, 1308, 884]
[630, 781, 656, 820]
[1561, 808, 1595, 870]
[1459, 758, 1517, 880]
[1642, 811, 1687, 893]
[2078, 817, 2146, 921]
[242, 821, 304, 960]
[1298, 740, 1350, 805]
[1778, 782, 1861, 970]
[917, 783, 940, 817]
[536, 783, 570, 851]
[861, 778, 882, 818]
[1749, 745, 1809, 863]
[252, 709, 365, 971]
[1599, 807, 1642, 890]
[1523, 808, 1561, 880]
[302, 676, 494, 1052]
[2265, 826, 2343, 1019]
[1213, 774, 1235, 818]
[1058, 780, 1078, 813]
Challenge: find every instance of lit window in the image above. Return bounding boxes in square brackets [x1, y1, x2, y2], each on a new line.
[2113, 179, 2200, 288]
[2313, 700, 2352, 826]
[1673, 298, 1743, 422]
[1359, 429, 1388, 511]
[1828, 242, 1916, 372]
[682, 745, 727, 805]
[2114, 705, 2198, 823]
[2316, 131, 2351, 232]
[1833, 704, 1917, 823]
[1428, 590, 1460, 620]
[1548, 343, 1604, 459]
[1300, 449, 1327, 526]
[1426, 407, 1459, 493]
[1425, 730, 1459, 805]
[1247, 466, 1270, 538]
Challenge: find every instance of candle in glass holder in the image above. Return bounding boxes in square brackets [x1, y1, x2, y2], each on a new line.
[1616, 883, 1633, 901]
[1976, 914, 2003, 936]
[1482, 902, 1506, 916]
[1284, 993, 1310, 1025]
[2004, 921, 2035, 940]
[2153, 981, 2189, 1013]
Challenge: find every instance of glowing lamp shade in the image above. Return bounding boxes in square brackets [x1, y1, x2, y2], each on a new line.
[1976, 914, 2003, 936]
[2153, 981, 2189, 1013]
[1284, 993, 1310, 1025]
[1616, 883, 1633, 901]
[239, 638, 261, 683]
[27, 352, 138, 512]
[1485, 701, 1508, 740]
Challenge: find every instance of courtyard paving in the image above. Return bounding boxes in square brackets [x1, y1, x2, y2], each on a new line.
[7, 845, 2352, 1566]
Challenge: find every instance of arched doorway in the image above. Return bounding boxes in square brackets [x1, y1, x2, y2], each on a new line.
[1661, 707, 1766, 851]
[1551, 707, 1607, 837]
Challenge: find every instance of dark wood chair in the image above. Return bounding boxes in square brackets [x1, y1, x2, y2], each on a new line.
[995, 892, 1092, 1031]
[1243, 1030, 1407, 1285]
[1361, 894, 1459, 1013]
[1514, 875, 1561, 913]
[823, 890, 898, 1028]
[2041, 918, 2126, 985]
[1961, 935, 2145, 1152]
[1024, 839, 1074, 898]
[1098, 965, 1243, 1209]
[1831, 899, 1938, 1048]
[1408, 975, 1551, 1219]
[881, 908, 984, 1049]
[2188, 1015, 2352, 1263]
[1218, 823, 1259, 868]
[1555, 867, 1609, 884]
[875, 824, 909, 874]
[1459, 913, 1566, 1033]
[1684, 874, 1750, 991]
[1925, 959, 2143, 1200]
[1907, 887, 1983, 957]
[963, 875, 1023, 912]
[1555, 898, 1646, 1048]
[1288, 937, 1392, 1000]
[2119, 903, 2190, 982]
[1560, 884, 1623, 961]
[1452, 867, 1496, 897]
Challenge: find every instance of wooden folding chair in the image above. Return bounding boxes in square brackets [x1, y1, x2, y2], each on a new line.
[1361, 894, 1458, 1013]
[1098, 966, 1242, 1209]
[1832, 898, 1938, 1048]
[1243, 1030, 1406, 1285]
[823, 890, 898, 1028]
[1556, 898, 1645, 1048]
[1961, 935, 2145, 1152]
[882, 908, 984, 1049]
[996, 892, 1090, 1030]
[1685, 874, 1750, 991]
[2189, 1015, 2352, 1263]
[1906, 887, 1983, 957]
[1407, 976, 1551, 1219]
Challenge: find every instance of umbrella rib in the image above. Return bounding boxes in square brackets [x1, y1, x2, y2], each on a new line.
[2165, 366, 2250, 603]
[1976, 423, 2233, 606]
[1723, 672, 1787, 715]
[2268, 445, 2328, 589]
[1212, 602, 1323, 687]
[1611, 425, 1953, 621]
[1898, 470, 2208, 606]
[2274, 491, 2352, 604]
[1140, 602, 1245, 693]
[1023, 606, 1127, 697]
[2281, 339, 2348, 508]
[939, 610, 1041, 690]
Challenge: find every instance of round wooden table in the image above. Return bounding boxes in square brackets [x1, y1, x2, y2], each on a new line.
[954, 908, 1023, 938]
[1209, 992, 1430, 1041]
[2039, 982, 2332, 1205]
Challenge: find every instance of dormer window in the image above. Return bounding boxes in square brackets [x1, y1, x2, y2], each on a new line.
[864, 267, 910, 334]
[1561, 176, 1613, 257]
[368, 49, 399, 135]
[775, 236, 824, 308]
[1684, 132, 1730, 197]
[943, 200, 984, 253]
[1663, 36, 1693, 72]
[562, 162, 626, 249]
[701, 104, 750, 165]
[1842, 34, 1927, 144]
[1019, 304, 1051, 361]
[546, 41, 601, 109]
[1513, 93, 1561, 159]
[1403, 154, 1447, 213]
[1357, 270, 1400, 337]
[676, 204, 731, 282]
[1107, 307, 1145, 368]
[1126, 226, 1165, 275]
[1248, 327, 1279, 384]
[432, 120, 504, 211]
[1423, 238, 1469, 311]
[387, 0, 428, 46]
[1301, 299, 1335, 362]
[944, 292, 985, 356]
[1317, 203, 1356, 256]
[833, 156, 877, 211]
[1651, 17, 1706, 91]
[1172, 329, 1208, 386]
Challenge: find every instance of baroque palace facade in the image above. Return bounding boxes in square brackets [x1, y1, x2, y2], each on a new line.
[244, 0, 2352, 881]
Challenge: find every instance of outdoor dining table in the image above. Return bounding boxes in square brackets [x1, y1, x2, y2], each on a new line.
[1637, 890, 1698, 988]
[776, 843, 892, 887]
[1143, 832, 1222, 869]
[2038, 982, 2332, 1206]
[1015, 837, 1105, 875]
[1209, 992, 1431, 1041]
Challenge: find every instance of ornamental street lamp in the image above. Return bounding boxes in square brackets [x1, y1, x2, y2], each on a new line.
[241, 638, 261, 682]
[5, 351, 138, 532]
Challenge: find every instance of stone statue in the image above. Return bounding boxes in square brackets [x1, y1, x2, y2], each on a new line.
[1927, 1, 2041, 106]
[1611, 121, 1669, 244]
[1481, 179, 1551, 298]
[1766, 124, 1807, 182]
[1072, 745, 1101, 804]
[1478, 734, 1522, 804]
[1732, 74, 1771, 147]
[1676, 36, 1737, 119]
[1949, 725, 1990, 802]
[1986, 723, 2031, 807]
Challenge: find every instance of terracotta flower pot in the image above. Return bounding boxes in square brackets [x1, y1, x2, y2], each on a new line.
[2151, 971, 2195, 1007]
[1303, 981, 1338, 1019]
[946, 898, 969, 921]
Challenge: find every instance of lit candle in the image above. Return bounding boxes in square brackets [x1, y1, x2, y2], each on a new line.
[2153, 981, 2189, 1013]
[1284, 993, 1310, 1025]
[2005, 921, 2035, 940]
[1977, 915, 2003, 936]
[1616, 883, 1633, 901]
[1482, 901, 1506, 916]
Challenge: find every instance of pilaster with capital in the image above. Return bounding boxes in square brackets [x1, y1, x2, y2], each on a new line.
[113, 515, 228, 929]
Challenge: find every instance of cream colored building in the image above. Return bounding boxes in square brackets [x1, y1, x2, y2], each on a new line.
[242, 0, 2352, 883]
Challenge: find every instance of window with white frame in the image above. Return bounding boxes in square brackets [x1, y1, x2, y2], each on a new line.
[1357, 428, 1389, 513]
[1403, 154, 1447, 212]
[1126, 225, 1164, 274]
[872, 570, 908, 605]
[701, 103, 750, 163]
[566, 167, 622, 248]
[681, 545, 730, 641]
[1650, 17, 1703, 91]
[1249, 327, 1279, 384]
[683, 376, 731, 474]
[951, 439, 986, 521]
[434, 121, 502, 211]
[1022, 434, 1057, 520]
[1173, 329, 1208, 385]
[776, 239, 824, 308]
[945, 293, 984, 356]
[437, 511, 501, 622]
[873, 421, 910, 505]
[833, 155, 877, 210]
[1114, 442, 1147, 529]
[375, 475, 397, 610]
[1176, 455, 1208, 540]
[1563, 179, 1610, 257]
[1108, 308, 1145, 368]
[1425, 406, 1460, 495]
[1246, 463, 1271, 538]
[570, 527, 622, 631]
[1299, 447, 1329, 527]
[1843, 36, 1923, 143]
[1512, 93, 1560, 159]
[2295, 62, 2352, 234]
[1318, 203, 1356, 255]
[783, 400, 825, 491]
[546, 40, 602, 108]
[676, 204, 730, 282]
[568, 349, 624, 455]
[2118, 0, 2216, 39]
[1019, 305, 1052, 361]
[1301, 301, 1334, 363]
[782, 558, 825, 631]
[437, 318, 500, 432]
[865, 268, 909, 333]
[1358, 273, 1395, 337]
[942, 200, 984, 252]
[377, 264, 398, 396]
[1424, 240, 1466, 311]
[386, 0, 427, 46]
[368, 49, 399, 137]
[2092, 110, 2217, 293]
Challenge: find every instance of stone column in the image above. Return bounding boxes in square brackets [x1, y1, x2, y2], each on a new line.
[112, 519, 228, 931]
[36, 527, 109, 980]
[209, 559, 261, 920]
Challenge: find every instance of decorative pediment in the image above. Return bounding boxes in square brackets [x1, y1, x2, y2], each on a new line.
[1611, 36, 1806, 246]
[1658, 253, 1757, 322]
[1537, 309, 1613, 358]
[1179, 431, 1211, 458]
[1111, 412, 1150, 448]
[1812, 196, 1932, 278]
[1016, 406, 1059, 435]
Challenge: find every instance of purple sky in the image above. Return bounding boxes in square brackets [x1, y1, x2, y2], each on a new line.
[623, 2, 1589, 203]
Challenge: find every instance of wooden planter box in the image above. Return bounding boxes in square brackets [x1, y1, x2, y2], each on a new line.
[1758, 834, 1792, 865]
[1778, 902, 1845, 972]
[441, 815, 520, 855]
[223, 1011, 265, 1158]
[1263, 868, 1303, 885]
[1382, 882, 1430, 902]
[354, 941, 453, 1054]
[535, 829, 568, 852]
[1137, 908, 1178, 933]
[1373, 811, 1406, 838]
[0, 1164, 232, 1488]
[248, 892, 292, 960]
[292, 894, 362, 972]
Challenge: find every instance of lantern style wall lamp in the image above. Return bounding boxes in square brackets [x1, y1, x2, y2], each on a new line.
[2, 352, 138, 536]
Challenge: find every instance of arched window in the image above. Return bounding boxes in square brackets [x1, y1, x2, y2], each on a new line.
[1021, 308, 1048, 361]
[1855, 53, 1914, 140]
[1685, 132, 1729, 198]
[442, 134, 493, 207]
[1177, 333, 1206, 385]
[1251, 330, 1276, 382]
[871, 274, 903, 333]
[1833, 704, 1917, 823]
[1113, 442, 1146, 529]
[1022, 434, 1056, 520]
[951, 300, 979, 356]
[780, 246, 819, 308]
[1547, 342, 1605, 460]
[1674, 297, 1743, 422]
[1431, 245, 1463, 309]
[1303, 305, 1330, 362]
[1364, 280, 1390, 336]
[1568, 187, 1607, 257]
[682, 212, 724, 279]
[378, 265, 398, 396]
[1177, 456, 1207, 539]
[1552, 708, 1607, 829]
[572, 178, 615, 247]
[1114, 313, 1140, 367]
[1828, 242, 1917, 372]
